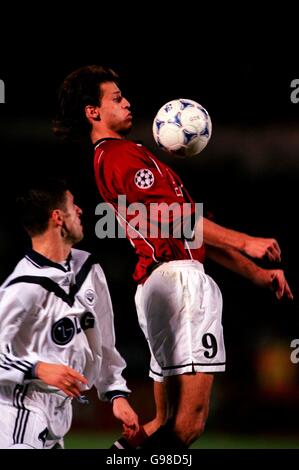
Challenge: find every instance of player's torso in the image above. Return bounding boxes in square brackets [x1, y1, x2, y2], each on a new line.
[4, 251, 100, 376]
[94, 139, 186, 203]
[94, 139, 205, 282]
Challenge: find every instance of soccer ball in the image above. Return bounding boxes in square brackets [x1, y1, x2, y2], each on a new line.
[152, 98, 212, 157]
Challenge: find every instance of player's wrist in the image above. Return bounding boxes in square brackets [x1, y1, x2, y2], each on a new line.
[24, 362, 39, 381]
[105, 390, 130, 403]
[250, 266, 266, 286]
[239, 234, 252, 254]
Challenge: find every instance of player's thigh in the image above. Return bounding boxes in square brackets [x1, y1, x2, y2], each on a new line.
[0, 402, 49, 449]
[136, 284, 165, 381]
[165, 372, 214, 420]
[140, 266, 225, 373]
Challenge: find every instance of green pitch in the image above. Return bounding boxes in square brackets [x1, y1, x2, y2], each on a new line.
[64, 431, 299, 449]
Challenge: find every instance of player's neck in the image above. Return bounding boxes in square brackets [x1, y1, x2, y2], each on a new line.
[90, 127, 123, 144]
[31, 233, 72, 264]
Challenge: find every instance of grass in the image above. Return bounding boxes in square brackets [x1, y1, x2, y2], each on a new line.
[64, 431, 299, 449]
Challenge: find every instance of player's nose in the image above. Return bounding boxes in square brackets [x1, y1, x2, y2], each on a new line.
[122, 97, 131, 109]
[76, 205, 83, 216]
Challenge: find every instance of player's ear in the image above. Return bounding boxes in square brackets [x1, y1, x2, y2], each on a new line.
[85, 105, 101, 122]
[51, 209, 63, 227]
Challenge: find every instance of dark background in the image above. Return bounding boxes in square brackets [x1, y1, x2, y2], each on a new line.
[1, 40, 299, 440]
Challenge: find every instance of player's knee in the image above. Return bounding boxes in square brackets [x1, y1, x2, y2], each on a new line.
[174, 413, 207, 445]
[193, 416, 207, 438]
[177, 421, 206, 445]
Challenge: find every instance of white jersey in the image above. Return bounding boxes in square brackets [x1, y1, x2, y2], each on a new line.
[0, 248, 130, 401]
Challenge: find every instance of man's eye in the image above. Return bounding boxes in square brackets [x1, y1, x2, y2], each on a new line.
[113, 96, 122, 103]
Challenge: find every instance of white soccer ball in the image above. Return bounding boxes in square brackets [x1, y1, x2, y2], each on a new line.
[152, 98, 212, 157]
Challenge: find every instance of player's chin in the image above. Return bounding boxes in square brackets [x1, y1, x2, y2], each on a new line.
[120, 121, 133, 135]
[74, 230, 84, 244]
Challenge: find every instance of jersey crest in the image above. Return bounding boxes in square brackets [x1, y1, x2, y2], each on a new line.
[84, 288, 96, 306]
[134, 169, 155, 189]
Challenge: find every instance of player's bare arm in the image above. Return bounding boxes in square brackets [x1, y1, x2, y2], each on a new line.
[35, 362, 88, 398]
[112, 397, 139, 438]
[202, 217, 281, 262]
[206, 245, 293, 300]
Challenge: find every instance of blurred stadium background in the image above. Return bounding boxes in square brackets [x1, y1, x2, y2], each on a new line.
[1, 52, 299, 449]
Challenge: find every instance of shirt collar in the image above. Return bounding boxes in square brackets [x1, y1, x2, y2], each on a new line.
[26, 249, 72, 272]
[93, 138, 144, 149]
[93, 137, 120, 149]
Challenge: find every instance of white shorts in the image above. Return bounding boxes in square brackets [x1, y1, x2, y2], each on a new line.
[0, 383, 72, 449]
[135, 260, 225, 381]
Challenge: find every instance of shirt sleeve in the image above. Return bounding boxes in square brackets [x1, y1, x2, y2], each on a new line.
[92, 264, 131, 401]
[0, 286, 40, 384]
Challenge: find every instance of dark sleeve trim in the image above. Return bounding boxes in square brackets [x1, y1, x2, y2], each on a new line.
[24, 363, 38, 381]
[105, 390, 130, 402]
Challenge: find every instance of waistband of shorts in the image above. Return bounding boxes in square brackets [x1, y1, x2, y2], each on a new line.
[153, 260, 204, 273]
[0, 382, 70, 403]
[28, 381, 69, 399]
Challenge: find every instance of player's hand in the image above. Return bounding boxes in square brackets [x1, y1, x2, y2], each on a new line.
[243, 236, 281, 262]
[35, 362, 88, 398]
[112, 397, 139, 439]
[253, 268, 294, 300]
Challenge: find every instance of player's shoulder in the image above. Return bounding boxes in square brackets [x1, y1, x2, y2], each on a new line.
[71, 248, 103, 274]
[0, 256, 45, 307]
[71, 249, 109, 288]
[95, 138, 159, 175]
[2, 255, 34, 283]
[71, 247, 92, 264]
[95, 138, 147, 161]
[95, 137, 138, 150]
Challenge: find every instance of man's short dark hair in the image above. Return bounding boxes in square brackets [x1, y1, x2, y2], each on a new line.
[16, 179, 68, 237]
[53, 65, 119, 141]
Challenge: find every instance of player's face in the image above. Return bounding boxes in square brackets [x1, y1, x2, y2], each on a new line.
[98, 82, 132, 135]
[61, 191, 83, 244]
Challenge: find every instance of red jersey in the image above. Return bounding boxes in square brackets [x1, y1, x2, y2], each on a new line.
[94, 138, 205, 283]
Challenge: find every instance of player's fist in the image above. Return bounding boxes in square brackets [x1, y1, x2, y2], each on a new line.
[243, 236, 281, 262]
[112, 397, 139, 439]
[253, 268, 293, 300]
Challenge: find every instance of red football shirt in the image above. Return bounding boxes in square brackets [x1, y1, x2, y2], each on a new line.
[94, 138, 205, 283]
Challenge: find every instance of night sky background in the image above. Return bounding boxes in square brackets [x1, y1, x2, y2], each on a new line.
[1, 28, 299, 439]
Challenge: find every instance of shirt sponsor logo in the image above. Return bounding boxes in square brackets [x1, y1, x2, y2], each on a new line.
[51, 317, 75, 345]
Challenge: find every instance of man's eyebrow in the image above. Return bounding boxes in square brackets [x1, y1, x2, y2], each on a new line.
[112, 91, 121, 95]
